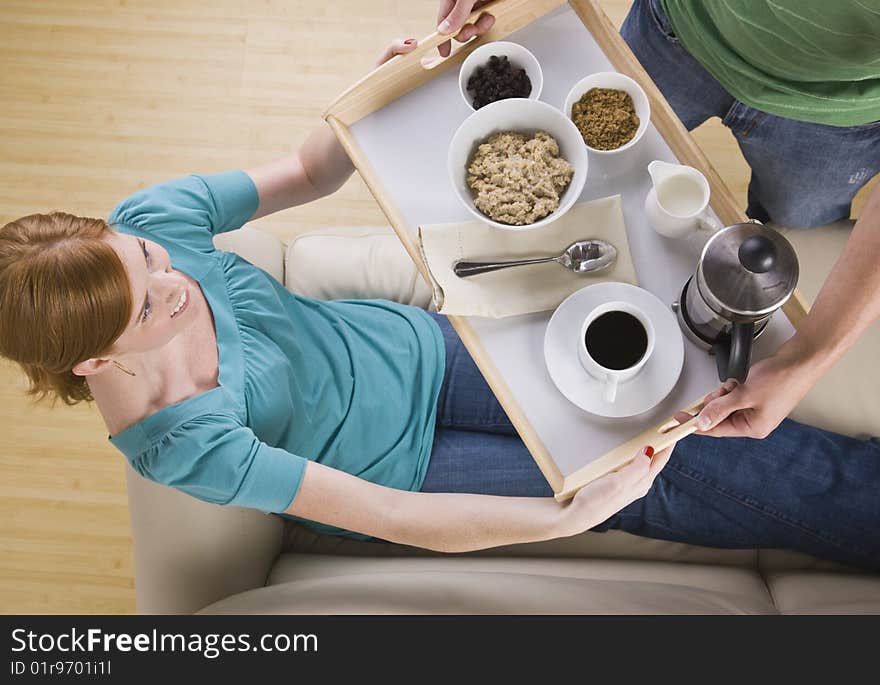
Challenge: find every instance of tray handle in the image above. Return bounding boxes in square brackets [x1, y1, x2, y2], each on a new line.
[554, 395, 708, 502]
[403, 0, 510, 66]
[413, 0, 557, 68]
[323, 0, 566, 124]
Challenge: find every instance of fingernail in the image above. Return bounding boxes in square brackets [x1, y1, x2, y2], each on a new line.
[438, 19, 451, 33]
[698, 415, 711, 430]
[404, 39, 415, 45]
[644, 446, 655, 458]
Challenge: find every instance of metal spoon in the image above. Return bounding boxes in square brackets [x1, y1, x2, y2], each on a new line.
[452, 239, 617, 278]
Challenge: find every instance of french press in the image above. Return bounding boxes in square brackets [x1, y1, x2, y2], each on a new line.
[673, 222, 799, 383]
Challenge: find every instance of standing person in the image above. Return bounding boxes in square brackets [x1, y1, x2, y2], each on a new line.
[435, 0, 880, 442]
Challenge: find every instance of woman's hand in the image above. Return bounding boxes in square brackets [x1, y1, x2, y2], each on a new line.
[560, 444, 676, 537]
[436, 0, 496, 57]
[375, 37, 420, 66]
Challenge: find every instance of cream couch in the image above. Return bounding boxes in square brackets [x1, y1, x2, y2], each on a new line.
[125, 222, 880, 614]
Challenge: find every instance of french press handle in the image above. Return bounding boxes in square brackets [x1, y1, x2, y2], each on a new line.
[712, 322, 754, 384]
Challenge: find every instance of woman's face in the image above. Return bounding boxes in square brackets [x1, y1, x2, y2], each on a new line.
[105, 231, 199, 356]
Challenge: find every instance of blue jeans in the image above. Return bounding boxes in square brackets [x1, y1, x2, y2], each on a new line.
[424, 313, 554, 498]
[422, 314, 880, 570]
[621, 0, 880, 228]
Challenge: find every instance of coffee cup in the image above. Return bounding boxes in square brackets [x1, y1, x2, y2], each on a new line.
[578, 301, 655, 403]
[644, 160, 723, 238]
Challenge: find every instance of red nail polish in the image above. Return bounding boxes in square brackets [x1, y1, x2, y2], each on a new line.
[404, 39, 415, 45]
[645, 446, 655, 458]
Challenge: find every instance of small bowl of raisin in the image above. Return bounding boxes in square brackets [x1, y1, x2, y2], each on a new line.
[459, 41, 543, 112]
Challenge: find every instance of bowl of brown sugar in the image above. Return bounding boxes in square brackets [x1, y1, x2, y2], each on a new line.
[564, 72, 650, 156]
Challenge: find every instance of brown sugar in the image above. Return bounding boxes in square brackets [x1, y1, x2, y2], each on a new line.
[571, 88, 639, 150]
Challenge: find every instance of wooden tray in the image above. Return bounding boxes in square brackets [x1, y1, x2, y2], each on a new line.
[324, 0, 809, 501]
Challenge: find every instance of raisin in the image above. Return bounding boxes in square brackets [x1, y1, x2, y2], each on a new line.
[466, 55, 532, 109]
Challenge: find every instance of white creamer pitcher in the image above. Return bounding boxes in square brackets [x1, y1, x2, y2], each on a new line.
[645, 160, 722, 238]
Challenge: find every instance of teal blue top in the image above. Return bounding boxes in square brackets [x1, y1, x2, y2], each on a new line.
[107, 171, 445, 538]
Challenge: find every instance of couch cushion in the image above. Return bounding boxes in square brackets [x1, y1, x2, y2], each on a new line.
[757, 549, 863, 574]
[282, 521, 756, 567]
[284, 522, 877, 576]
[284, 227, 433, 308]
[212, 226, 285, 283]
[763, 571, 880, 614]
[197, 554, 775, 615]
[777, 222, 880, 439]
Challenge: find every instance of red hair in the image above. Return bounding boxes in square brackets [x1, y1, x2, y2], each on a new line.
[0, 212, 132, 404]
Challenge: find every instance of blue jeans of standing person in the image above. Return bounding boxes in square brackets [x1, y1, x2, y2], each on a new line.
[422, 314, 880, 570]
[621, 0, 880, 228]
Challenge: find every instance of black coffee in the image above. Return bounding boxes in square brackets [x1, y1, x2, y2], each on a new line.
[585, 311, 648, 370]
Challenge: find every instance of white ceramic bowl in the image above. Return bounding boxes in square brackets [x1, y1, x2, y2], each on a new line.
[448, 98, 589, 231]
[459, 41, 543, 111]
[563, 72, 650, 155]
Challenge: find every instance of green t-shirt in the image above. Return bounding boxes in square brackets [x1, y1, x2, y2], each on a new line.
[662, 0, 880, 126]
[107, 171, 445, 539]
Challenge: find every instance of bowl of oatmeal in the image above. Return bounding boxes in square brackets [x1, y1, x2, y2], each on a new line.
[448, 98, 588, 230]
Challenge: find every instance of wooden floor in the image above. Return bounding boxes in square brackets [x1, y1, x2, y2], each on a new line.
[0, 0, 875, 614]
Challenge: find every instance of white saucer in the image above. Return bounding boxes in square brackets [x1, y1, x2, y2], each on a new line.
[544, 282, 684, 418]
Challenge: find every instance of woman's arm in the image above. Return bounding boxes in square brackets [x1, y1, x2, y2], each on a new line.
[285, 445, 673, 553]
[243, 38, 419, 220]
[244, 124, 354, 220]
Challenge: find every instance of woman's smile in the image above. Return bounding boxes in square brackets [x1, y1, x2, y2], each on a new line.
[170, 288, 189, 318]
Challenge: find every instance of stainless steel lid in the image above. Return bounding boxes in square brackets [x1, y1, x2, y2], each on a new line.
[697, 222, 799, 320]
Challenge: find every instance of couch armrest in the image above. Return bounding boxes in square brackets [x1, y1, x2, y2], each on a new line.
[126, 463, 284, 614]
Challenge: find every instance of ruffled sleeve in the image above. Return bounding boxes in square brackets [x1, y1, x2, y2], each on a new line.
[127, 412, 307, 514]
[108, 170, 259, 253]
